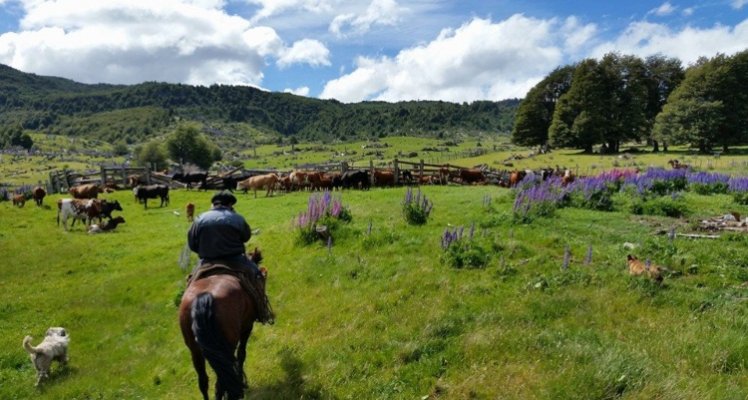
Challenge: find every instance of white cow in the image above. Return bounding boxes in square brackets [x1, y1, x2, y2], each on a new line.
[56, 198, 97, 231]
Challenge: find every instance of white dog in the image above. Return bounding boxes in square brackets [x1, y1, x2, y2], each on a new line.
[22, 327, 69, 386]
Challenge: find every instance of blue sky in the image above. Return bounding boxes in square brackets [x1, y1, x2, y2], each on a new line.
[0, 0, 746, 102]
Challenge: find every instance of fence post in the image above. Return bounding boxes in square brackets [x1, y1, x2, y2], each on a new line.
[419, 159, 425, 181]
[394, 159, 399, 185]
[369, 160, 375, 186]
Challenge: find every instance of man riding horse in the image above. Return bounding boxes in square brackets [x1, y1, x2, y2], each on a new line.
[187, 190, 274, 324]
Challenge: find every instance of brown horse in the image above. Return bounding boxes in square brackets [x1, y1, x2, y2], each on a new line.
[179, 253, 266, 400]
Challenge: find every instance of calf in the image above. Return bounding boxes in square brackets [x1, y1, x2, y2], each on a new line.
[88, 216, 126, 234]
[186, 203, 195, 222]
[32, 186, 46, 206]
[12, 194, 26, 208]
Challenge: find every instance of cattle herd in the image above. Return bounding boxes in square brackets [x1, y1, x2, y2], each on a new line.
[5, 165, 576, 235]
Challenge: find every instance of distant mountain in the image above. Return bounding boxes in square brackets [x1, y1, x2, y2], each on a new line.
[0, 64, 519, 143]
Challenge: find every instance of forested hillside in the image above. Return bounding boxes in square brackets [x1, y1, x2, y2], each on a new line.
[0, 64, 518, 143]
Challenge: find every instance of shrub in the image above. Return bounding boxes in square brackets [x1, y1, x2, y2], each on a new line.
[630, 194, 689, 218]
[440, 225, 491, 269]
[294, 191, 352, 245]
[402, 188, 433, 225]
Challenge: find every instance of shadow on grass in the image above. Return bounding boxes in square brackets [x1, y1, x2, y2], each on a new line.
[248, 348, 336, 400]
[36, 364, 77, 393]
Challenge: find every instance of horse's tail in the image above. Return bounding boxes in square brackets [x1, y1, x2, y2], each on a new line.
[191, 292, 244, 399]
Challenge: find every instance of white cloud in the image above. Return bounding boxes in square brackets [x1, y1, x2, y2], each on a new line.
[649, 2, 676, 16]
[329, 0, 403, 37]
[732, 0, 748, 9]
[0, 0, 328, 85]
[561, 16, 597, 54]
[247, 0, 333, 23]
[682, 7, 694, 16]
[321, 15, 576, 103]
[284, 86, 310, 96]
[591, 19, 748, 65]
[277, 38, 330, 68]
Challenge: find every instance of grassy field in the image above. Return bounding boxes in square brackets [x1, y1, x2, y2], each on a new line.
[2, 169, 748, 399]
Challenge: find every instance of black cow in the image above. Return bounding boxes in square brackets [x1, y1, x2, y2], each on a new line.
[100, 200, 123, 221]
[221, 173, 255, 192]
[341, 170, 370, 190]
[135, 184, 170, 209]
[172, 172, 207, 190]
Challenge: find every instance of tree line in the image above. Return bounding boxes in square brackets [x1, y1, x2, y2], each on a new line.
[512, 50, 748, 153]
[0, 64, 518, 143]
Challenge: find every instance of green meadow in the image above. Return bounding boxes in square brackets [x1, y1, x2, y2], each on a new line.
[2, 161, 748, 398]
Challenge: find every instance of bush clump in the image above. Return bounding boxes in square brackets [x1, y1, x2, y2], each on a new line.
[440, 225, 491, 269]
[294, 192, 352, 245]
[402, 188, 433, 225]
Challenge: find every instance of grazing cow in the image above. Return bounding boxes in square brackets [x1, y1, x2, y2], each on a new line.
[186, 203, 195, 222]
[68, 183, 101, 199]
[88, 216, 126, 234]
[459, 168, 486, 185]
[237, 173, 279, 198]
[32, 186, 46, 206]
[172, 171, 208, 190]
[135, 184, 170, 209]
[12, 194, 26, 207]
[341, 170, 370, 190]
[373, 170, 395, 187]
[668, 159, 689, 170]
[278, 174, 292, 192]
[289, 170, 308, 191]
[509, 170, 526, 187]
[561, 169, 575, 186]
[306, 172, 333, 191]
[57, 199, 98, 231]
[627, 255, 663, 284]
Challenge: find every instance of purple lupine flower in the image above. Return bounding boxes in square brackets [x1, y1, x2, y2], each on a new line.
[562, 245, 570, 270]
[584, 245, 592, 265]
[327, 235, 333, 255]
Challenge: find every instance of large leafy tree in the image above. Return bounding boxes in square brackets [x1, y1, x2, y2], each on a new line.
[653, 51, 748, 153]
[511, 65, 575, 147]
[549, 59, 611, 152]
[135, 141, 168, 171]
[165, 124, 221, 170]
[643, 55, 685, 151]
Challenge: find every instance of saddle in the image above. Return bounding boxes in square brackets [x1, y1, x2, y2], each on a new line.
[187, 260, 275, 325]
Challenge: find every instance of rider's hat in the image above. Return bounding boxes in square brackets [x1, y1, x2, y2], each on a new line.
[211, 190, 237, 206]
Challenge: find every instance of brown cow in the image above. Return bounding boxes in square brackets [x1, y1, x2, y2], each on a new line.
[307, 172, 333, 191]
[289, 170, 308, 191]
[69, 183, 101, 199]
[373, 170, 395, 187]
[237, 173, 279, 198]
[668, 159, 689, 170]
[459, 168, 485, 185]
[186, 203, 195, 222]
[509, 170, 526, 187]
[12, 194, 26, 207]
[32, 186, 46, 206]
[561, 169, 575, 186]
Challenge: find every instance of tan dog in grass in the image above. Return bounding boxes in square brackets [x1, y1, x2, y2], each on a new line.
[23, 327, 69, 386]
[627, 255, 663, 284]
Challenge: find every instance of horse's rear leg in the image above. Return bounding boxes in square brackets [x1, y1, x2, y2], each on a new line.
[189, 347, 210, 400]
[236, 326, 253, 389]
